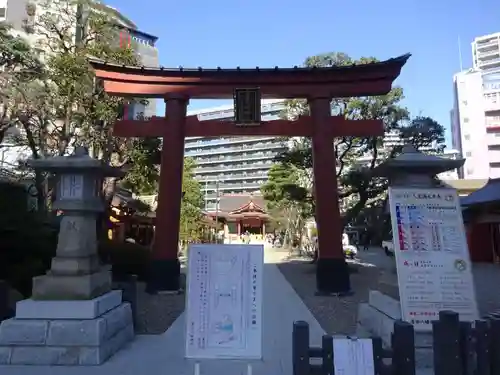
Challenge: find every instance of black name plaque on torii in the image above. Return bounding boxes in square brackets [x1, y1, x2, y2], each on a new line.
[233, 88, 261, 126]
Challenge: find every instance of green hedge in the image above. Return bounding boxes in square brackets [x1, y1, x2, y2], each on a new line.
[99, 241, 151, 282]
[0, 214, 151, 296]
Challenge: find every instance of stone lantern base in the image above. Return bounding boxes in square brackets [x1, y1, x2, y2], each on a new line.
[0, 290, 134, 365]
[356, 290, 434, 369]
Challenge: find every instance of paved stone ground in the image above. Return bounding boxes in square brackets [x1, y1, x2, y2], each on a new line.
[278, 246, 500, 335]
[0, 246, 325, 375]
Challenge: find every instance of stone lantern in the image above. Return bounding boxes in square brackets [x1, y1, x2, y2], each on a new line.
[0, 147, 134, 366]
[356, 145, 466, 367]
[32, 146, 124, 300]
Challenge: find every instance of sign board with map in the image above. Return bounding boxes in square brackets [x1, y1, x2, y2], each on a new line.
[388, 187, 478, 331]
[185, 244, 264, 359]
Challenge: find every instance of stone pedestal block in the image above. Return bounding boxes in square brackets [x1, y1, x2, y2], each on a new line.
[32, 267, 112, 300]
[51, 255, 101, 276]
[16, 290, 122, 319]
[356, 290, 434, 369]
[0, 295, 134, 366]
[56, 215, 98, 258]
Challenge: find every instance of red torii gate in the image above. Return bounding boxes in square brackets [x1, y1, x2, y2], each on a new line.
[91, 54, 410, 295]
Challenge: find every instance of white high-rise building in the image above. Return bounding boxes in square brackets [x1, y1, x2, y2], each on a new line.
[451, 33, 500, 179]
[472, 32, 500, 71]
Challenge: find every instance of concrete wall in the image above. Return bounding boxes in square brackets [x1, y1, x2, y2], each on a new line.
[6, 0, 29, 31]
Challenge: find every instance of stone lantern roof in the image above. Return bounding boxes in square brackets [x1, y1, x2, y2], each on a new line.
[28, 147, 124, 177]
[373, 145, 465, 178]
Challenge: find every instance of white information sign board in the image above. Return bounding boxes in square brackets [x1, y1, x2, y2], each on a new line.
[388, 187, 478, 331]
[185, 244, 264, 359]
[333, 338, 374, 375]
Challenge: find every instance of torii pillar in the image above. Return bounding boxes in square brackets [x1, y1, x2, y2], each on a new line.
[147, 96, 188, 293]
[309, 97, 350, 294]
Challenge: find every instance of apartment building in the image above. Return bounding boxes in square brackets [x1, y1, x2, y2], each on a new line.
[0, 0, 159, 168]
[451, 32, 500, 179]
[185, 100, 288, 211]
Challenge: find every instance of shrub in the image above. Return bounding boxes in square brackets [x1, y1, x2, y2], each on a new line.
[0, 183, 152, 296]
[99, 241, 151, 282]
[0, 210, 58, 297]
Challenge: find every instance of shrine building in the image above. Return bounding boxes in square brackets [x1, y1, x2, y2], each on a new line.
[208, 194, 270, 241]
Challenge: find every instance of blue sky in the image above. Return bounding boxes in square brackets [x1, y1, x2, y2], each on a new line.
[106, 0, 498, 147]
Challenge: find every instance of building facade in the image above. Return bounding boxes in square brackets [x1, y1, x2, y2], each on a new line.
[450, 32, 500, 179]
[185, 99, 288, 212]
[472, 32, 500, 71]
[0, 0, 159, 168]
[1, 0, 158, 119]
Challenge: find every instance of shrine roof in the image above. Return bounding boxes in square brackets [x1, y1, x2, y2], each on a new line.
[218, 194, 266, 213]
[441, 179, 488, 193]
[90, 54, 410, 77]
[461, 178, 500, 207]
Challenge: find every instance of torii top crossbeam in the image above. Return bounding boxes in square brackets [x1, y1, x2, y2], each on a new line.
[90, 54, 410, 99]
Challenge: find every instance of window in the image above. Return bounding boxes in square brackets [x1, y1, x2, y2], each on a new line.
[0, 8, 5, 18]
[462, 100, 468, 106]
[465, 151, 472, 157]
[464, 134, 471, 140]
[463, 117, 469, 123]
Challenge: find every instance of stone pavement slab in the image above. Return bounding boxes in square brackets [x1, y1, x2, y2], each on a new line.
[0, 248, 325, 375]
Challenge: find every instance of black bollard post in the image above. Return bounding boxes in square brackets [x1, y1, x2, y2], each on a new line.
[474, 320, 491, 375]
[392, 320, 415, 375]
[293, 321, 310, 375]
[321, 335, 333, 375]
[433, 311, 462, 375]
[459, 321, 474, 375]
[488, 317, 500, 375]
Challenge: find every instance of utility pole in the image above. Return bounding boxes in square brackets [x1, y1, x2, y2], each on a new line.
[215, 180, 220, 241]
[204, 178, 208, 211]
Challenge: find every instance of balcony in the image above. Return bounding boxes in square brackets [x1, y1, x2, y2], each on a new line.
[477, 49, 500, 58]
[489, 149, 500, 164]
[195, 162, 274, 174]
[197, 172, 268, 182]
[185, 142, 285, 157]
[478, 57, 500, 70]
[195, 153, 279, 166]
[476, 39, 499, 51]
[185, 136, 276, 149]
[202, 183, 263, 192]
[484, 94, 500, 111]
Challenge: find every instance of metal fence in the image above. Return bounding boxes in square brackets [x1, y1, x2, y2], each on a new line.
[293, 310, 500, 375]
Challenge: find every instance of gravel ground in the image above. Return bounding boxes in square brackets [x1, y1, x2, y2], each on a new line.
[133, 247, 500, 335]
[134, 281, 186, 334]
[134, 257, 188, 335]
[276, 247, 500, 335]
[277, 253, 383, 335]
